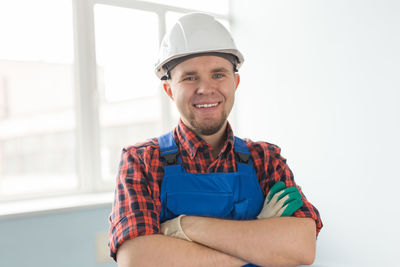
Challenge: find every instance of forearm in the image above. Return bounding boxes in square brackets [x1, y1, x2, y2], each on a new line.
[181, 216, 316, 267]
[116, 234, 247, 267]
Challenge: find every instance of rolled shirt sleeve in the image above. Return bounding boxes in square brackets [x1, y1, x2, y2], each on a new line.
[108, 142, 162, 260]
[248, 140, 323, 235]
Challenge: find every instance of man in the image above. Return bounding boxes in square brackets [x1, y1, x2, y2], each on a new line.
[109, 13, 322, 267]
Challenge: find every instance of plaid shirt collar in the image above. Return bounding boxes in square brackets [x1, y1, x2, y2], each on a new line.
[174, 119, 235, 160]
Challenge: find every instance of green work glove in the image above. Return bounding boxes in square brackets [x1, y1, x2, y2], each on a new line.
[257, 181, 303, 219]
[160, 215, 192, 241]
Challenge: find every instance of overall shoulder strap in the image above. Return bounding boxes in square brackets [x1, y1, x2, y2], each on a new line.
[158, 132, 179, 165]
[234, 137, 251, 164]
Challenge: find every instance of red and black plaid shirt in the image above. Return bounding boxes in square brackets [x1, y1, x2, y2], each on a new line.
[109, 120, 323, 259]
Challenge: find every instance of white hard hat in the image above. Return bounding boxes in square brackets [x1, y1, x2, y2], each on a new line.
[155, 12, 244, 80]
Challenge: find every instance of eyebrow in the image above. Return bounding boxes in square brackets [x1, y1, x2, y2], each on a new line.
[181, 71, 197, 76]
[210, 67, 231, 73]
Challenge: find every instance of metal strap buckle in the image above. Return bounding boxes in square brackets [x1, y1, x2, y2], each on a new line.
[237, 152, 250, 164]
[163, 153, 178, 165]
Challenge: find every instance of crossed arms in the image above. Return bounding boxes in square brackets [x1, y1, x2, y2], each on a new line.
[116, 216, 316, 267]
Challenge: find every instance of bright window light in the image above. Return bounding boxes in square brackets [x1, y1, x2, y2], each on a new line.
[0, 0, 77, 199]
[94, 5, 162, 181]
[94, 5, 159, 101]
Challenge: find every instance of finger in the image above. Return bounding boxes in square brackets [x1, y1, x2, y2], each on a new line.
[266, 181, 286, 201]
[160, 221, 169, 235]
[268, 188, 286, 207]
[281, 191, 302, 207]
[260, 201, 282, 218]
[273, 191, 301, 213]
[270, 187, 300, 207]
[278, 199, 303, 216]
[160, 216, 180, 235]
[276, 186, 299, 202]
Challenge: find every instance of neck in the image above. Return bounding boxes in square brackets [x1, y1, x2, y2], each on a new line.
[197, 122, 228, 158]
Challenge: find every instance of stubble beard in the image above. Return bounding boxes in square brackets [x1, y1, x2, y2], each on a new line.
[188, 111, 228, 136]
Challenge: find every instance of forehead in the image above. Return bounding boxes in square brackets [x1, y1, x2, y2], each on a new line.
[171, 55, 233, 75]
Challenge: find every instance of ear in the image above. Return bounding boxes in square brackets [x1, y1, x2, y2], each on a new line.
[234, 74, 240, 90]
[162, 81, 174, 100]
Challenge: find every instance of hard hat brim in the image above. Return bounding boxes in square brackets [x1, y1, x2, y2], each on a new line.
[155, 49, 244, 79]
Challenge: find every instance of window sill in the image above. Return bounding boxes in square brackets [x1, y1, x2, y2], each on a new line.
[0, 192, 114, 220]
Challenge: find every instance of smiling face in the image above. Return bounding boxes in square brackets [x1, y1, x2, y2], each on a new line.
[163, 55, 240, 137]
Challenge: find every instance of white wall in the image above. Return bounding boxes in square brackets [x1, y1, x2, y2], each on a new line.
[231, 1, 400, 266]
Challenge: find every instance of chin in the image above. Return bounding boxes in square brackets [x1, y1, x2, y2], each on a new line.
[193, 120, 227, 136]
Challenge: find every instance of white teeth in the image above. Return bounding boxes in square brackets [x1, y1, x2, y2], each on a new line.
[195, 103, 218, 108]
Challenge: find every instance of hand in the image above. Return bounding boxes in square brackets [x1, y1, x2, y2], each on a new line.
[257, 182, 303, 219]
[160, 215, 192, 241]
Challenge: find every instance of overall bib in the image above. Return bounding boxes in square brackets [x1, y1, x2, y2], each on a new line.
[158, 132, 264, 267]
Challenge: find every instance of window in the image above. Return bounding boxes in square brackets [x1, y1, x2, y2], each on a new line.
[0, 0, 230, 203]
[94, 5, 160, 182]
[0, 0, 76, 200]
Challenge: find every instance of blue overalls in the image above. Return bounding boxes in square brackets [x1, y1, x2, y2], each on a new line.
[158, 132, 264, 267]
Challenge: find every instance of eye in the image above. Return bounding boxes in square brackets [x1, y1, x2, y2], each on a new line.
[183, 76, 196, 81]
[213, 73, 225, 79]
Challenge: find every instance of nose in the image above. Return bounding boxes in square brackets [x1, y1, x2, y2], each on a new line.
[196, 78, 216, 95]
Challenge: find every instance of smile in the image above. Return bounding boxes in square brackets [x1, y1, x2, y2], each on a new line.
[194, 103, 219, 108]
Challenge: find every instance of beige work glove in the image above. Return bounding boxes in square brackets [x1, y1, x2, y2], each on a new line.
[257, 182, 303, 219]
[160, 215, 192, 241]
